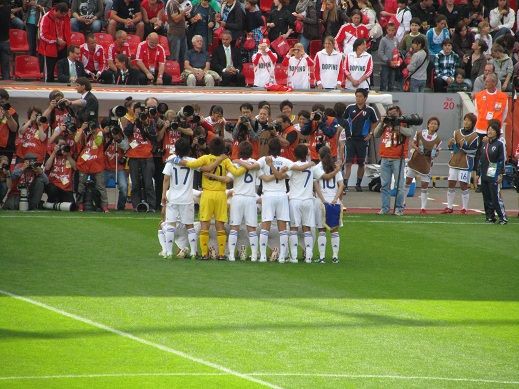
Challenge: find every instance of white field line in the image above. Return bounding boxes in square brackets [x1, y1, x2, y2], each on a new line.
[0, 290, 281, 389]
[0, 372, 517, 385]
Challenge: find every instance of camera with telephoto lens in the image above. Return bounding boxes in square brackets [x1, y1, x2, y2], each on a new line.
[28, 160, 42, 169]
[312, 110, 324, 122]
[57, 100, 68, 110]
[110, 125, 123, 137]
[383, 114, 423, 127]
[1, 102, 11, 111]
[315, 135, 326, 152]
[63, 114, 77, 133]
[36, 114, 47, 124]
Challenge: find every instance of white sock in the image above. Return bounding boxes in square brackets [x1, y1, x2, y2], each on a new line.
[228, 230, 238, 260]
[249, 231, 258, 261]
[259, 229, 269, 261]
[187, 228, 198, 256]
[420, 189, 428, 209]
[447, 189, 456, 209]
[318, 232, 326, 260]
[289, 231, 299, 261]
[461, 189, 470, 210]
[279, 230, 288, 261]
[331, 232, 340, 258]
[304, 231, 313, 261]
[158, 230, 166, 253]
[165, 226, 176, 256]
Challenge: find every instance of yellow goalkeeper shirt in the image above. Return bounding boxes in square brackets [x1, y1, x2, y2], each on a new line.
[185, 154, 246, 191]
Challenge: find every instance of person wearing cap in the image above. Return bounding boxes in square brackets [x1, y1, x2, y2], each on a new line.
[3, 153, 48, 210]
[252, 38, 277, 87]
[282, 43, 314, 90]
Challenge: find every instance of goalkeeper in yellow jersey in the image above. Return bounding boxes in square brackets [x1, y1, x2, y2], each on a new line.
[180, 137, 247, 260]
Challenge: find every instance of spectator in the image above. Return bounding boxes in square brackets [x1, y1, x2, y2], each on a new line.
[467, 0, 488, 30]
[438, 0, 467, 30]
[489, 43, 513, 92]
[3, 153, 48, 210]
[0, 91, 19, 163]
[343, 38, 373, 90]
[244, 0, 263, 51]
[373, 105, 413, 216]
[321, 0, 347, 39]
[10, 0, 25, 30]
[187, 0, 216, 49]
[80, 33, 106, 82]
[135, 32, 171, 85]
[252, 38, 277, 87]
[338, 0, 359, 17]
[44, 137, 77, 205]
[183, 35, 220, 86]
[0, 2, 10, 81]
[335, 10, 370, 54]
[108, 0, 144, 40]
[38, 2, 71, 82]
[70, 0, 104, 33]
[59, 77, 99, 124]
[102, 119, 129, 210]
[472, 63, 502, 94]
[410, 0, 435, 33]
[293, 0, 319, 52]
[314, 36, 344, 90]
[474, 21, 492, 57]
[341, 88, 378, 191]
[399, 17, 426, 53]
[426, 14, 450, 58]
[282, 43, 314, 90]
[489, 0, 515, 39]
[101, 30, 131, 83]
[447, 68, 471, 92]
[56, 45, 87, 84]
[406, 35, 429, 92]
[466, 39, 487, 86]
[218, 0, 245, 44]
[378, 22, 400, 92]
[16, 107, 47, 163]
[266, 0, 294, 43]
[25, 1, 52, 56]
[452, 21, 475, 60]
[394, 0, 411, 44]
[357, 0, 377, 31]
[165, 0, 189, 64]
[433, 38, 460, 92]
[210, 30, 245, 87]
[141, 0, 166, 37]
[116, 53, 143, 84]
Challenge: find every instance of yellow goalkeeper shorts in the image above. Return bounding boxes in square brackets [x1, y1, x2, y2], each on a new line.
[199, 190, 228, 222]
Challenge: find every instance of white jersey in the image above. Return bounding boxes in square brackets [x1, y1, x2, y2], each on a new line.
[287, 161, 314, 200]
[396, 7, 412, 43]
[252, 49, 277, 87]
[343, 51, 373, 90]
[314, 49, 344, 89]
[314, 162, 344, 203]
[258, 156, 293, 194]
[228, 158, 258, 197]
[162, 155, 196, 204]
[282, 54, 314, 90]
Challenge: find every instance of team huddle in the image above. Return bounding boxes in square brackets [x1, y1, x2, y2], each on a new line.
[157, 136, 343, 263]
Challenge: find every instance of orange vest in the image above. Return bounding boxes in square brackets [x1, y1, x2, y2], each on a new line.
[76, 131, 105, 174]
[280, 125, 299, 161]
[0, 122, 9, 148]
[378, 126, 409, 159]
[474, 90, 508, 134]
[126, 127, 153, 159]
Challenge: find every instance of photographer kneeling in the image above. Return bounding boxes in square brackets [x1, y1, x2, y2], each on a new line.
[374, 106, 419, 216]
[44, 136, 77, 205]
[3, 153, 48, 210]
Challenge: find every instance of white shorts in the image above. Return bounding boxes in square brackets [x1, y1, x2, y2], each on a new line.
[448, 168, 471, 184]
[166, 203, 195, 225]
[229, 195, 258, 227]
[289, 198, 315, 228]
[261, 193, 290, 222]
[314, 198, 325, 229]
[407, 168, 431, 183]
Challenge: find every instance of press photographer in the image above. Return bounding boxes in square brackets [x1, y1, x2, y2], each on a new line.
[3, 153, 48, 210]
[44, 137, 77, 205]
[300, 106, 342, 163]
[0, 89, 20, 162]
[373, 105, 421, 216]
[42, 90, 70, 132]
[16, 107, 48, 164]
[102, 116, 130, 211]
[232, 103, 271, 159]
[273, 115, 299, 162]
[75, 120, 109, 212]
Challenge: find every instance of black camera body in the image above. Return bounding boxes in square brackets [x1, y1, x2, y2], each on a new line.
[63, 115, 77, 133]
[1, 102, 11, 111]
[312, 111, 324, 122]
[27, 160, 42, 169]
[36, 114, 48, 124]
[57, 144, 71, 155]
[383, 114, 423, 127]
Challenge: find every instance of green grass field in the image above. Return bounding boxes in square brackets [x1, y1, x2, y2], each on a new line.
[1, 212, 519, 388]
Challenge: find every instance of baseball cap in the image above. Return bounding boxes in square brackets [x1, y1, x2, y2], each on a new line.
[260, 38, 270, 46]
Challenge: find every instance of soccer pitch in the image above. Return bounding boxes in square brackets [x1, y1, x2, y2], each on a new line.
[1, 213, 518, 388]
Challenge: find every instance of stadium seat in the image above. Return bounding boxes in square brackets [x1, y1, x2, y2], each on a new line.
[9, 29, 29, 53]
[14, 55, 41, 80]
[286, 39, 298, 48]
[159, 35, 170, 57]
[164, 60, 182, 84]
[242, 63, 254, 86]
[274, 64, 287, 86]
[260, 0, 273, 14]
[309, 40, 321, 59]
[126, 34, 141, 58]
[70, 32, 86, 47]
[93, 33, 114, 55]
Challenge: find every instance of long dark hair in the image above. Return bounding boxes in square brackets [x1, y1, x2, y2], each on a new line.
[319, 146, 335, 173]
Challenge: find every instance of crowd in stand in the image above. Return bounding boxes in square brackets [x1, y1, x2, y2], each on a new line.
[0, 0, 518, 91]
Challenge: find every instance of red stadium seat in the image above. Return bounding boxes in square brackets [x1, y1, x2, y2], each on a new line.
[70, 32, 86, 47]
[93, 33, 114, 55]
[126, 34, 141, 58]
[159, 35, 170, 57]
[9, 29, 29, 53]
[309, 40, 322, 59]
[14, 55, 41, 80]
[260, 0, 273, 13]
[242, 63, 254, 86]
[286, 39, 298, 48]
[274, 64, 287, 86]
[164, 60, 182, 84]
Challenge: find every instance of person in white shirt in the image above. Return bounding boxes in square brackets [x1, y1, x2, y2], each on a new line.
[252, 38, 278, 87]
[313, 146, 344, 263]
[281, 43, 315, 90]
[395, 0, 412, 44]
[314, 36, 344, 89]
[343, 38, 373, 90]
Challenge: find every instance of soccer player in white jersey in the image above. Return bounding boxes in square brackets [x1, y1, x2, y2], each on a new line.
[286, 144, 316, 263]
[227, 141, 261, 262]
[313, 146, 344, 263]
[161, 138, 223, 259]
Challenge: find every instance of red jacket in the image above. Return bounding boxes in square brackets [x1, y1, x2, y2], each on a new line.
[38, 9, 71, 58]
